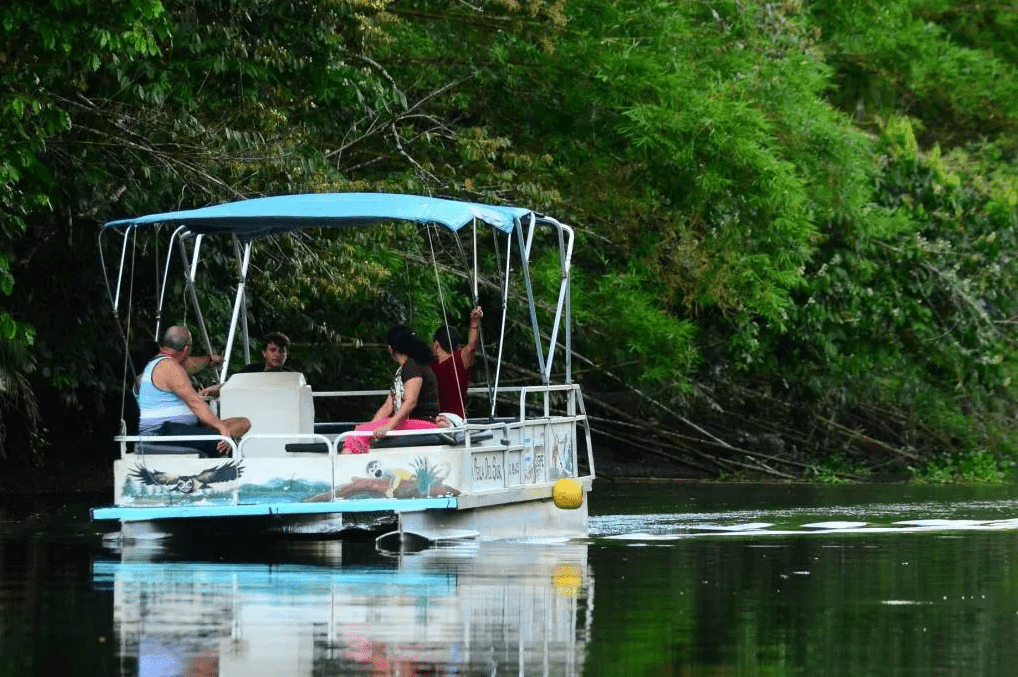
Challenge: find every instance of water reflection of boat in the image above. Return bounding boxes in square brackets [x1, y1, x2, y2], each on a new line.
[91, 541, 591, 676]
[91, 194, 596, 546]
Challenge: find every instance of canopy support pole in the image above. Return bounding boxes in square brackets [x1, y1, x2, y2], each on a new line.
[514, 219, 547, 385]
[543, 219, 575, 385]
[157, 226, 188, 340]
[472, 217, 478, 301]
[491, 231, 514, 420]
[233, 236, 251, 365]
[220, 241, 253, 383]
[110, 226, 134, 313]
[184, 234, 215, 357]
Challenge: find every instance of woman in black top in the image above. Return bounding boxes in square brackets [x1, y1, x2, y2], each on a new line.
[342, 326, 440, 454]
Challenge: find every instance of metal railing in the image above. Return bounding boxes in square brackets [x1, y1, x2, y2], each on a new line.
[115, 382, 595, 480]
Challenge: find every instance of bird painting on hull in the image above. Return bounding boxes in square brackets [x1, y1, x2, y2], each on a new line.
[129, 461, 244, 494]
[366, 459, 413, 498]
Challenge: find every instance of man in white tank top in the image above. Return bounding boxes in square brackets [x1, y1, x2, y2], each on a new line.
[137, 326, 251, 455]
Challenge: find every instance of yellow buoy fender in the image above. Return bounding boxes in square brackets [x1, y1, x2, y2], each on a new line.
[552, 478, 583, 510]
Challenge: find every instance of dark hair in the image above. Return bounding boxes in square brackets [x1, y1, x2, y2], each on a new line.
[386, 326, 434, 364]
[263, 331, 290, 351]
[433, 325, 460, 353]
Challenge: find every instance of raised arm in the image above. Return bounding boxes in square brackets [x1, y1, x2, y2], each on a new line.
[460, 306, 483, 369]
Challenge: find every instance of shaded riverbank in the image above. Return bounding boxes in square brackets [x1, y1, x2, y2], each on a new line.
[1, 461, 113, 496]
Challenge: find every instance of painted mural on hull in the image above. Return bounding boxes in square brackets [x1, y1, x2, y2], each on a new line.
[116, 453, 462, 506]
[115, 425, 573, 507]
[325, 456, 460, 500]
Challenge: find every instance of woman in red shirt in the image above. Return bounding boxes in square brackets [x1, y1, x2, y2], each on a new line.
[430, 306, 482, 419]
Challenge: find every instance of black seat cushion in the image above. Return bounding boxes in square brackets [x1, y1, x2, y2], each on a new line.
[134, 442, 201, 455]
[285, 442, 330, 454]
[374, 432, 456, 449]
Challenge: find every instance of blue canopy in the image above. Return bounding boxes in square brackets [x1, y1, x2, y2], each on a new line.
[104, 193, 534, 237]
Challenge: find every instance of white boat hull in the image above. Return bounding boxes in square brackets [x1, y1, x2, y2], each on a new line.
[96, 194, 598, 548]
[390, 493, 589, 545]
[95, 422, 592, 546]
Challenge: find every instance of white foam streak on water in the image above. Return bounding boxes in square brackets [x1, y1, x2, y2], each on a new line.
[589, 501, 1018, 539]
[801, 521, 869, 529]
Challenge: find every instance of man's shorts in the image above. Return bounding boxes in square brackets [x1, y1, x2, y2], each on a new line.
[155, 421, 223, 457]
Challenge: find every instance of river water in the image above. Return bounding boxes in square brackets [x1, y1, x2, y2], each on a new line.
[3, 480, 1018, 676]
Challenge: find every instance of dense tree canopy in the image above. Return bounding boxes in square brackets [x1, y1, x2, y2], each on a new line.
[2, 0, 1017, 481]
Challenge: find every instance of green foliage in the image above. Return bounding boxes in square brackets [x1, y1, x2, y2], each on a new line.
[571, 263, 700, 387]
[1, 0, 167, 457]
[809, 455, 860, 485]
[763, 109, 1018, 463]
[810, 0, 1018, 144]
[3, 0, 1018, 478]
[0, 336, 41, 461]
[911, 450, 1011, 484]
[525, 0, 822, 328]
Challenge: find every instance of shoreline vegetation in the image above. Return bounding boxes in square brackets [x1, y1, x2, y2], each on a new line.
[3, 1, 1018, 485]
